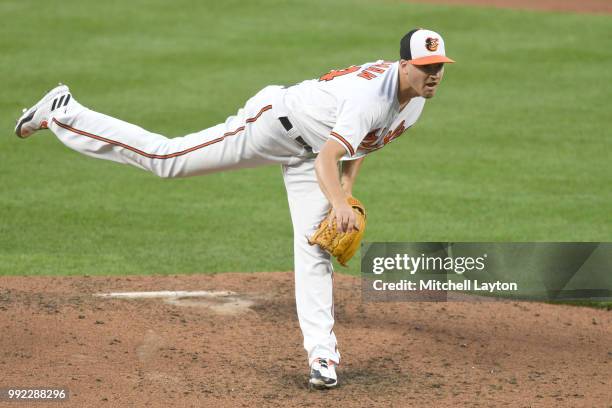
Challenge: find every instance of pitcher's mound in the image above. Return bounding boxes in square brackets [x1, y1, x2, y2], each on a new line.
[0, 272, 610, 407]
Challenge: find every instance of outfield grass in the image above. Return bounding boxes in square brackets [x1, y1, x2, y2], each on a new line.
[0, 0, 610, 276]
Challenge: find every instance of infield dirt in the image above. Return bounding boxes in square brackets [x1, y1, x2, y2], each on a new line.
[1, 272, 610, 407]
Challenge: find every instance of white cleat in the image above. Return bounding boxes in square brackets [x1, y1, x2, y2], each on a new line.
[308, 358, 338, 390]
[14, 84, 72, 138]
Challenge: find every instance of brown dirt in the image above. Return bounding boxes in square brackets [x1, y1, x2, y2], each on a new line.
[0, 272, 610, 407]
[407, 0, 612, 14]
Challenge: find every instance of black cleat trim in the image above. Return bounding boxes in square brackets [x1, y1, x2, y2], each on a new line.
[56, 95, 65, 110]
[15, 110, 36, 138]
[63, 94, 71, 106]
[309, 368, 337, 389]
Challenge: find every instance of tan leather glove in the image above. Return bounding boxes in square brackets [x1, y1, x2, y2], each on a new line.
[308, 197, 366, 266]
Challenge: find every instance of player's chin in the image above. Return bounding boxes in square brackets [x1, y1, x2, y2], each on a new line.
[422, 86, 437, 98]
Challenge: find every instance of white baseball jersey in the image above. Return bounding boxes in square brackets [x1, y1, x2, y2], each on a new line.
[35, 61, 427, 368]
[283, 60, 426, 159]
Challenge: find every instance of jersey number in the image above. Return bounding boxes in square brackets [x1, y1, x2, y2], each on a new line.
[318, 65, 361, 82]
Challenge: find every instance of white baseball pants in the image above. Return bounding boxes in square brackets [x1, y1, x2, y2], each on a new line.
[47, 85, 341, 365]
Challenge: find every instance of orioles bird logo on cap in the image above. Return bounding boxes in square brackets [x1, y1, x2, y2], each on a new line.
[425, 37, 439, 52]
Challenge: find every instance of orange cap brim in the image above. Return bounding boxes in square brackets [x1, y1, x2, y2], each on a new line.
[409, 55, 455, 65]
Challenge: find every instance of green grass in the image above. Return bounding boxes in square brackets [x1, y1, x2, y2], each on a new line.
[548, 300, 612, 310]
[0, 0, 611, 277]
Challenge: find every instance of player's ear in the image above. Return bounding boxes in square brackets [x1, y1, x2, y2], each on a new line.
[399, 59, 410, 73]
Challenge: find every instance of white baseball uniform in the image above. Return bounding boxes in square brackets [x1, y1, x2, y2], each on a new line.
[46, 60, 426, 366]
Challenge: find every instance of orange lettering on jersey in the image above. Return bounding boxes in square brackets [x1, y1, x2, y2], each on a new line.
[358, 122, 408, 153]
[319, 65, 361, 82]
[357, 62, 393, 80]
[382, 120, 407, 145]
[366, 66, 385, 74]
[357, 71, 376, 80]
[359, 129, 381, 150]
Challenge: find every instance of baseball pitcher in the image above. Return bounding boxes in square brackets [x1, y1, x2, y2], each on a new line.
[14, 28, 454, 389]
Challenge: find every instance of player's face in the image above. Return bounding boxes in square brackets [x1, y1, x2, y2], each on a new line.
[409, 63, 445, 98]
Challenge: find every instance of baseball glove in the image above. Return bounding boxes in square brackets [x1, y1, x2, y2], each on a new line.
[308, 197, 367, 266]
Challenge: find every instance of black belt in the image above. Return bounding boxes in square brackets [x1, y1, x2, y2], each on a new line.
[279, 117, 312, 152]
